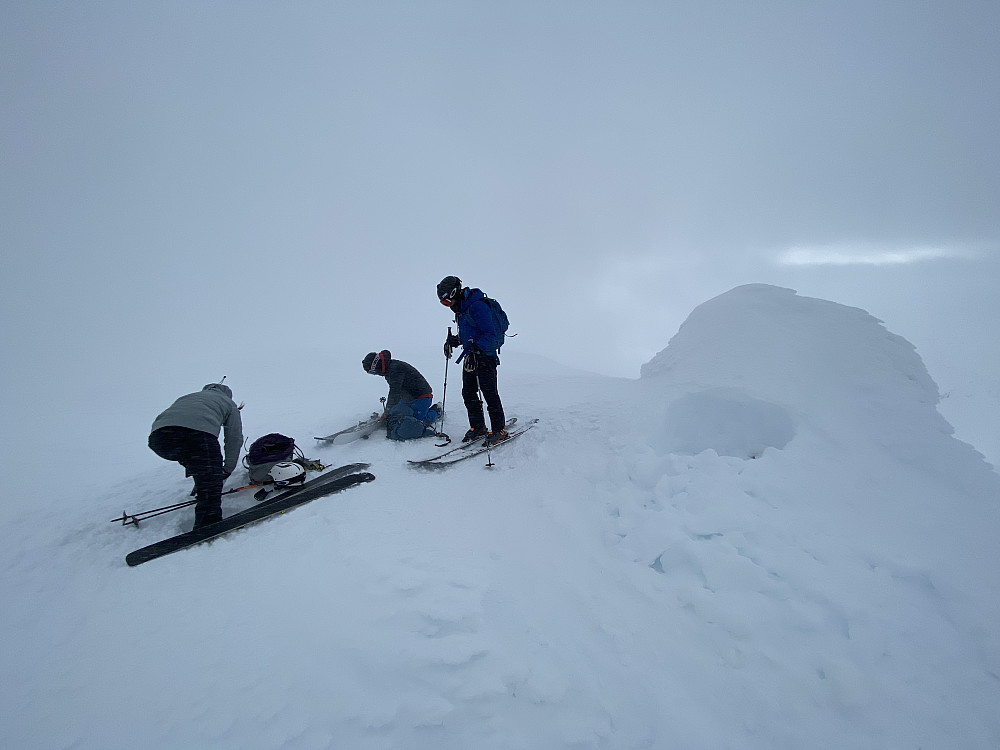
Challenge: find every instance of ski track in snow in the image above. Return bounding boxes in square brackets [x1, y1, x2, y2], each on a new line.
[2, 285, 999, 750]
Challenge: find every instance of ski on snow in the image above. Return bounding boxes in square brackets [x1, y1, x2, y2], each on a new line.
[408, 418, 537, 469]
[406, 418, 518, 466]
[125, 463, 374, 566]
[314, 399, 387, 444]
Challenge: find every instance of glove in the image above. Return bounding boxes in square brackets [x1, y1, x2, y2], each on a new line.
[463, 349, 479, 373]
[444, 332, 461, 359]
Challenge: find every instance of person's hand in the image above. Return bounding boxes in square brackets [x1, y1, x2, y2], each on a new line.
[463, 350, 479, 372]
[444, 332, 461, 359]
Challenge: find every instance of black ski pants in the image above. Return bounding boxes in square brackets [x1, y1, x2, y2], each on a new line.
[148, 426, 225, 528]
[461, 355, 505, 434]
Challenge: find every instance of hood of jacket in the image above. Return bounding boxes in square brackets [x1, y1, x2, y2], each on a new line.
[202, 383, 233, 400]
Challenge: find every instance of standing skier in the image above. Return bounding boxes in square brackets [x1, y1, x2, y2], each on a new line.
[437, 275, 508, 444]
[148, 383, 243, 530]
[362, 350, 440, 440]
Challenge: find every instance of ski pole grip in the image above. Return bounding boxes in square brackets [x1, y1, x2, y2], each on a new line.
[444, 326, 455, 360]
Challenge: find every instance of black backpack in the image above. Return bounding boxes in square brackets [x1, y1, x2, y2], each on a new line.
[242, 433, 323, 483]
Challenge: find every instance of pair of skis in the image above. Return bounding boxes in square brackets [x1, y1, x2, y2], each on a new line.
[314, 401, 447, 446]
[124, 463, 374, 566]
[408, 418, 538, 468]
[314, 411, 383, 445]
[315, 412, 538, 468]
[314, 397, 387, 445]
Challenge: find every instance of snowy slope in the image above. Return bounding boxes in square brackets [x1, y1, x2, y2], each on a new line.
[1, 284, 998, 750]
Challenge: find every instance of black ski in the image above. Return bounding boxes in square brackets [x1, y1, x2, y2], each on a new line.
[407, 418, 518, 466]
[409, 419, 537, 469]
[125, 466, 374, 566]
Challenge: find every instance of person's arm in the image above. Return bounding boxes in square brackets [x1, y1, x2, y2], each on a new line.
[384, 369, 404, 409]
[222, 406, 243, 476]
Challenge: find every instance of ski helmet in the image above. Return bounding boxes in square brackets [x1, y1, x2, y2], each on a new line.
[267, 461, 306, 488]
[437, 276, 462, 306]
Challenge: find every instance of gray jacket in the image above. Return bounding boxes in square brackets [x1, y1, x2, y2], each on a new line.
[150, 383, 244, 474]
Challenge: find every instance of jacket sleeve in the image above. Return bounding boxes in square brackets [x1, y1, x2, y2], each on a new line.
[222, 405, 243, 475]
[385, 370, 404, 409]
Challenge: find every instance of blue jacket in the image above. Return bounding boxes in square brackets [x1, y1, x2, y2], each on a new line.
[453, 287, 502, 358]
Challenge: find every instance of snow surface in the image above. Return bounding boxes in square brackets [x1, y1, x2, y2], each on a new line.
[2, 284, 998, 750]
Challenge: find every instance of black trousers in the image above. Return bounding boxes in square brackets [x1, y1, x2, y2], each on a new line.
[461, 355, 505, 433]
[148, 426, 225, 528]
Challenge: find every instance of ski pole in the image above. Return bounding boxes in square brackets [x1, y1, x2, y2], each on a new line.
[435, 327, 454, 446]
[110, 500, 196, 527]
[440, 329, 451, 434]
[111, 483, 258, 526]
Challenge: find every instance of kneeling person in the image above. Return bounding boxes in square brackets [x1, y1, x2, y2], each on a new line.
[363, 350, 440, 440]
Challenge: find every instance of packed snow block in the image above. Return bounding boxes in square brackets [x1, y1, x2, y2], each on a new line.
[655, 388, 795, 459]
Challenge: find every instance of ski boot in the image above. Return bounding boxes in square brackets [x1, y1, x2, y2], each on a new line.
[462, 426, 488, 443]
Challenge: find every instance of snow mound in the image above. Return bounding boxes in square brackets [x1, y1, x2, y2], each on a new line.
[640, 284, 970, 469]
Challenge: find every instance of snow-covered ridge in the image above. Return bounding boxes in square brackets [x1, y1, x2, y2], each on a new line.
[2, 285, 997, 749]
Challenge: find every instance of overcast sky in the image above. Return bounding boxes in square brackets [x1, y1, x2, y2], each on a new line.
[2, 1, 998, 486]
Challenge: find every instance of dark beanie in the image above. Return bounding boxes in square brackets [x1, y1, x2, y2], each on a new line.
[363, 350, 391, 375]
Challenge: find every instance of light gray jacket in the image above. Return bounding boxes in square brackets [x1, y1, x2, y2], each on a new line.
[150, 383, 243, 474]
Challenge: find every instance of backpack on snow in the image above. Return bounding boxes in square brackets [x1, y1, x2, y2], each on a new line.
[242, 433, 323, 484]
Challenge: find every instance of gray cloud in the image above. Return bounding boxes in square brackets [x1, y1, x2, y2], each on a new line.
[2, 2, 998, 492]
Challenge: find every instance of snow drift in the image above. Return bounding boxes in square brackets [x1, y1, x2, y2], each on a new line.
[2, 284, 997, 750]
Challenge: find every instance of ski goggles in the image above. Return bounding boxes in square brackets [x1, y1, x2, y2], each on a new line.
[438, 287, 458, 306]
[368, 351, 387, 375]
